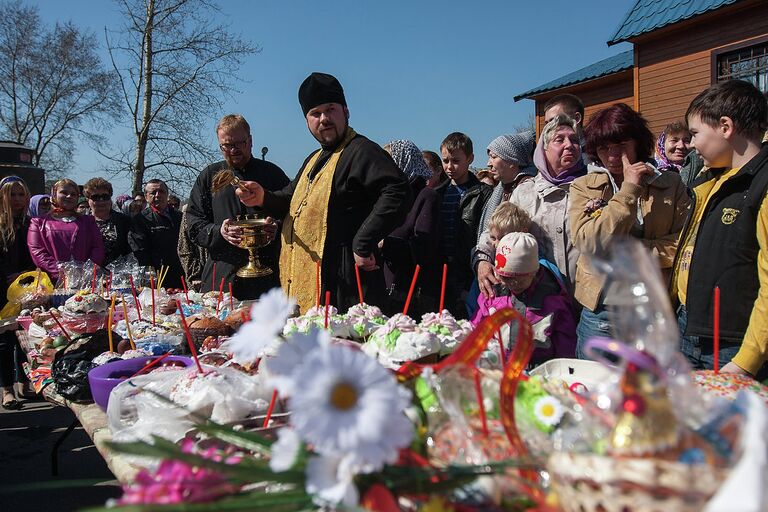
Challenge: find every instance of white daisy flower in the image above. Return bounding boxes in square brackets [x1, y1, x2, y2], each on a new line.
[221, 288, 295, 364]
[533, 395, 564, 427]
[221, 320, 281, 363]
[289, 344, 414, 470]
[305, 453, 359, 507]
[263, 329, 329, 396]
[250, 288, 296, 335]
[269, 428, 301, 473]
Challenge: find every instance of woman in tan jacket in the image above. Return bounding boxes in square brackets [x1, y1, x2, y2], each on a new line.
[569, 103, 691, 358]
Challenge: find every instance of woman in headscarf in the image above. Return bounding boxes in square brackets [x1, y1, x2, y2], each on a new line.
[570, 104, 690, 358]
[475, 117, 586, 298]
[28, 194, 51, 218]
[470, 131, 537, 308]
[381, 139, 441, 315]
[655, 121, 692, 172]
[0, 176, 34, 409]
[385, 139, 433, 197]
[27, 179, 104, 281]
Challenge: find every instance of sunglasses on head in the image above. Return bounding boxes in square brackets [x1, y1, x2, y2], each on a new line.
[89, 194, 112, 202]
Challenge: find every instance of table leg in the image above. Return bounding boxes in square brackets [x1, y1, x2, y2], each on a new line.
[51, 418, 79, 476]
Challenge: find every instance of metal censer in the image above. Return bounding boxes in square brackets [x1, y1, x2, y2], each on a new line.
[230, 214, 275, 278]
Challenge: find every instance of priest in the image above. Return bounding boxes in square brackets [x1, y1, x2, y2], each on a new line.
[236, 72, 411, 312]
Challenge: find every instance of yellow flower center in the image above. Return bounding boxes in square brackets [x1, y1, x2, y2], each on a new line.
[540, 403, 555, 417]
[330, 381, 358, 410]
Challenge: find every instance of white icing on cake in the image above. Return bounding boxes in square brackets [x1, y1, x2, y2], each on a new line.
[64, 292, 109, 314]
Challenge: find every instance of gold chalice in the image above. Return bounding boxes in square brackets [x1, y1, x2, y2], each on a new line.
[231, 214, 275, 278]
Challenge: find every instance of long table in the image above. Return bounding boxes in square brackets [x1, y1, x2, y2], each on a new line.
[16, 329, 140, 484]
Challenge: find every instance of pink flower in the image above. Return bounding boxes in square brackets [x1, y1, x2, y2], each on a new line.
[118, 439, 241, 505]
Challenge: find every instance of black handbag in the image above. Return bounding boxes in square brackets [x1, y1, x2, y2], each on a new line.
[51, 329, 110, 402]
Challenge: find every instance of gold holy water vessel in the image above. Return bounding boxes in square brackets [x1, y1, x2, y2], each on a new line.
[230, 214, 275, 278]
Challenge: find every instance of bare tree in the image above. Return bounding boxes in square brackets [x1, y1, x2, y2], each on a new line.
[0, 1, 121, 174]
[512, 113, 537, 134]
[103, 0, 259, 195]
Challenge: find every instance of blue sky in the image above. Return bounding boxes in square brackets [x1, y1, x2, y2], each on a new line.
[27, 0, 633, 196]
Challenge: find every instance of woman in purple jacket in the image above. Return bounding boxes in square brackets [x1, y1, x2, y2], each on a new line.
[27, 179, 104, 281]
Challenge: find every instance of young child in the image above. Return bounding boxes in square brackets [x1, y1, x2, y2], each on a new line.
[672, 79, 768, 377]
[487, 201, 532, 248]
[465, 201, 532, 319]
[472, 232, 576, 364]
[436, 132, 492, 318]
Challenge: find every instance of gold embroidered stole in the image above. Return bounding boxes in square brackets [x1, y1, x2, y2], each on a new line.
[279, 128, 356, 312]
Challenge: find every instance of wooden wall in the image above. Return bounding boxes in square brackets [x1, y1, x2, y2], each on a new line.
[636, 0, 768, 136]
[533, 70, 635, 135]
[526, 0, 768, 140]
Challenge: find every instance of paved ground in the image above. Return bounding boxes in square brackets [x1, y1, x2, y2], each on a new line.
[0, 399, 121, 511]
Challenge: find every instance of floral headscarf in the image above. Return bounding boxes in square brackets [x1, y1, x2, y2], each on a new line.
[388, 140, 433, 181]
[655, 131, 682, 172]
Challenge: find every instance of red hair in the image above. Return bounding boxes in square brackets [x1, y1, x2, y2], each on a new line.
[584, 103, 654, 165]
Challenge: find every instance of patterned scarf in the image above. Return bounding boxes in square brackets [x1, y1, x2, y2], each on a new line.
[388, 140, 432, 180]
[655, 131, 683, 172]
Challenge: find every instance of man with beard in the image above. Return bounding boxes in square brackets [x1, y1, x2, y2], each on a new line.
[236, 72, 411, 312]
[186, 114, 289, 299]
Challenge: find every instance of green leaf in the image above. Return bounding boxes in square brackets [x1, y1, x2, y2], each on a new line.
[193, 421, 273, 456]
[106, 436, 305, 485]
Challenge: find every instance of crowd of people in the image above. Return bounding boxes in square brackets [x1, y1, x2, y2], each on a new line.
[1, 73, 767, 410]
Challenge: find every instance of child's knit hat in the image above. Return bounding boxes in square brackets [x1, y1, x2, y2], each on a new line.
[495, 232, 539, 277]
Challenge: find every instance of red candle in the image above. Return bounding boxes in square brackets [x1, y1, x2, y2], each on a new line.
[714, 286, 720, 374]
[180, 275, 190, 304]
[262, 389, 279, 429]
[217, 277, 224, 314]
[178, 306, 203, 374]
[354, 264, 364, 305]
[150, 274, 156, 326]
[130, 353, 171, 378]
[324, 290, 331, 329]
[128, 275, 142, 322]
[50, 310, 72, 343]
[439, 263, 447, 313]
[402, 264, 420, 316]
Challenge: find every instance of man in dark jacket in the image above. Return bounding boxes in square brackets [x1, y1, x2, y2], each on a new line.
[236, 72, 411, 313]
[186, 114, 289, 299]
[129, 179, 184, 289]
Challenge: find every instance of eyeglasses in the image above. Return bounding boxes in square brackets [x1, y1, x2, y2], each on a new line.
[219, 139, 249, 152]
[89, 194, 112, 202]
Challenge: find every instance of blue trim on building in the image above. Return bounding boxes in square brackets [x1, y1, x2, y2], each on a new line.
[514, 50, 633, 101]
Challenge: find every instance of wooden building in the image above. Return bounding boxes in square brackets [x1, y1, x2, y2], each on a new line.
[515, 0, 768, 137]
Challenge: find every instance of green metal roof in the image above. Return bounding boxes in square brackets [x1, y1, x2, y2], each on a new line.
[607, 0, 742, 46]
[514, 50, 633, 101]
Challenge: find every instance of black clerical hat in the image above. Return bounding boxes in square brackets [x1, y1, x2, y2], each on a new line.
[298, 72, 346, 116]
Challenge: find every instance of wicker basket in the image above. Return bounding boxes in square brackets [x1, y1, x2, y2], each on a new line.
[547, 451, 728, 512]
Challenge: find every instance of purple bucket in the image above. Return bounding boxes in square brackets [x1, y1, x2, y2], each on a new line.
[88, 355, 194, 411]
